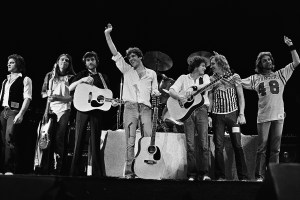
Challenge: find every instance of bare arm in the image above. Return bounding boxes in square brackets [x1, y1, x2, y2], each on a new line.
[284, 36, 300, 68]
[48, 95, 73, 103]
[69, 76, 93, 92]
[104, 23, 118, 56]
[236, 84, 246, 124]
[13, 98, 31, 124]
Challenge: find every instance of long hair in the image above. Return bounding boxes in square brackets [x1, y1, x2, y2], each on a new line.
[8, 54, 26, 74]
[54, 53, 76, 78]
[210, 52, 232, 74]
[255, 52, 275, 74]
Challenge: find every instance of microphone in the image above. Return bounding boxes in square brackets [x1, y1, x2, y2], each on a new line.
[158, 73, 167, 79]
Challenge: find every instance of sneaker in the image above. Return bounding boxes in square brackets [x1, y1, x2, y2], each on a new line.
[188, 176, 195, 181]
[202, 175, 211, 181]
[124, 174, 136, 179]
[0, 172, 3, 175]
[256, 177, 264, 182]
[4, 172, 13, 175]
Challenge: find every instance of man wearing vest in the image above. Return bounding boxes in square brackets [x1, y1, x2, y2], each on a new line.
[0, 54, 32, 175]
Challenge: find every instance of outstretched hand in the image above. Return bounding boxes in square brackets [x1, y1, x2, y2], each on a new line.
[284, 36, 293, 46]
[105, 23, 113, 34]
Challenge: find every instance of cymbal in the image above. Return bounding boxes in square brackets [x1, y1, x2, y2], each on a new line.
[143, 51, 173, 71]
[187, 51, 213, 66]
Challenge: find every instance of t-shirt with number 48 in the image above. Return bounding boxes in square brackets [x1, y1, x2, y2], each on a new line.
[241, 63, 295, 123]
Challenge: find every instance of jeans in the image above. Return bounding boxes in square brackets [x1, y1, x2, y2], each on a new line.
[212, 111, 248, 180]
[0, 107, 21, 173]
[255, 120, 284, 179]
[123, 102, 152, 176]
[183, 106, 209, 178]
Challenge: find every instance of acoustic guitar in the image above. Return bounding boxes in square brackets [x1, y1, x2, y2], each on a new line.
[73, 83, 123, 112]
[133, 96, 165, 180]
[167, 73, 231, 122]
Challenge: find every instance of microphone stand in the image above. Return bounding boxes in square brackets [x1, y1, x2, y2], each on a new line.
[116, 76, 123, 129]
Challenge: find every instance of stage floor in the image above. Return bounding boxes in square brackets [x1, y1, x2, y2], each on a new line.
[0, 174, 263, 200]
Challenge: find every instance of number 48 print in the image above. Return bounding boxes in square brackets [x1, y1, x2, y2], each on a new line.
[258, 80, 279, 96]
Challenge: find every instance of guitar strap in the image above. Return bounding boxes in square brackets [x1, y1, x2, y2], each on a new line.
[198, 76, 203, 85]
[98, 73, 108, 89]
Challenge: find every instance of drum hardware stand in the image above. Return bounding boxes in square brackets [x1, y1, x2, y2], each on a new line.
[115, 76, 123, 130]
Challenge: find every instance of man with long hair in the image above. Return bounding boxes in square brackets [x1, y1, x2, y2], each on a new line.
[241, 36, 300, 181]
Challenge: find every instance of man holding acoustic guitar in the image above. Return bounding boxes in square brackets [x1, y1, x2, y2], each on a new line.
[105, 23, 160, 179]
[168, 56, 211, 181]
[69, 51, 111, 177]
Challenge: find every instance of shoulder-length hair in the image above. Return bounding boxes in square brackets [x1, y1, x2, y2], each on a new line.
[210, 53, 232, 74]
[255, 52, 275, 74]
[54, 53, 76, 77]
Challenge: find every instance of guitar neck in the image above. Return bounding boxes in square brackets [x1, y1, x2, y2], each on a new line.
[105, 98, 124, 104]
[192, 76, 222, 97]
[150, 107, 158, 146]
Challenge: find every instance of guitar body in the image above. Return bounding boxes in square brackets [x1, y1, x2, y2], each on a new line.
[133, 96, 165, 180]
[34, 117, 54, 170]
[133, 137, 165, 180]
[167, 92, 204, 122]
[166, 73, 232, 122]
[73, 83, 113, 112]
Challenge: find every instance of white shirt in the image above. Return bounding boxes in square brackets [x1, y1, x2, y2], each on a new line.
[112, 52, 159, 107]
[50, 76, 71, 114]
[170, 73, 210, 106]
[1, 73, 32, 107]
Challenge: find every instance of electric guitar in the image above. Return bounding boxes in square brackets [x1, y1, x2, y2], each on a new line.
[34, 66, 56, 170]
[73, 83, 123, 112]
[133, 96, 165, 180]
[167, 73, 231, 122]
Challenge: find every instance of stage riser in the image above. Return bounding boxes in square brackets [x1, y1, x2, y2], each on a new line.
[103, 130, 258, 180]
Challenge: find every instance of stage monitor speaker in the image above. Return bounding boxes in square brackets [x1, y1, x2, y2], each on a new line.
[256, 163, 300, 200]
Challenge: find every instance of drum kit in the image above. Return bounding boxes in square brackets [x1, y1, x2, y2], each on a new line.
[143, 50, 212, 132]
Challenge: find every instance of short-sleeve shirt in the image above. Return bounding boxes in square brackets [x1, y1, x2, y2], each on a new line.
[241, 63, 295, 123]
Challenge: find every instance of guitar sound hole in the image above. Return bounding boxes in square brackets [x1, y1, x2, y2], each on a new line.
[148, 145, 156, 154]
[97, 95, 104, 103]
[148, 146, 161, 160]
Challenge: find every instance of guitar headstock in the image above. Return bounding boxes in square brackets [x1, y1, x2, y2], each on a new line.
[222, 71, 233, 79]
[151, 96, 160, 109]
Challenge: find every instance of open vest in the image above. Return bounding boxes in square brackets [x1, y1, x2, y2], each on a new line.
[0, 76, 25, 110]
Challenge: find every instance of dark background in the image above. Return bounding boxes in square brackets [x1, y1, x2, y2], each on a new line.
[1, 0, 300, 136]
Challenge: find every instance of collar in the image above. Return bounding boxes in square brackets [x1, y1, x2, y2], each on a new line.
[188, 74, 203, 80]
[7, 73, 22, 79]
